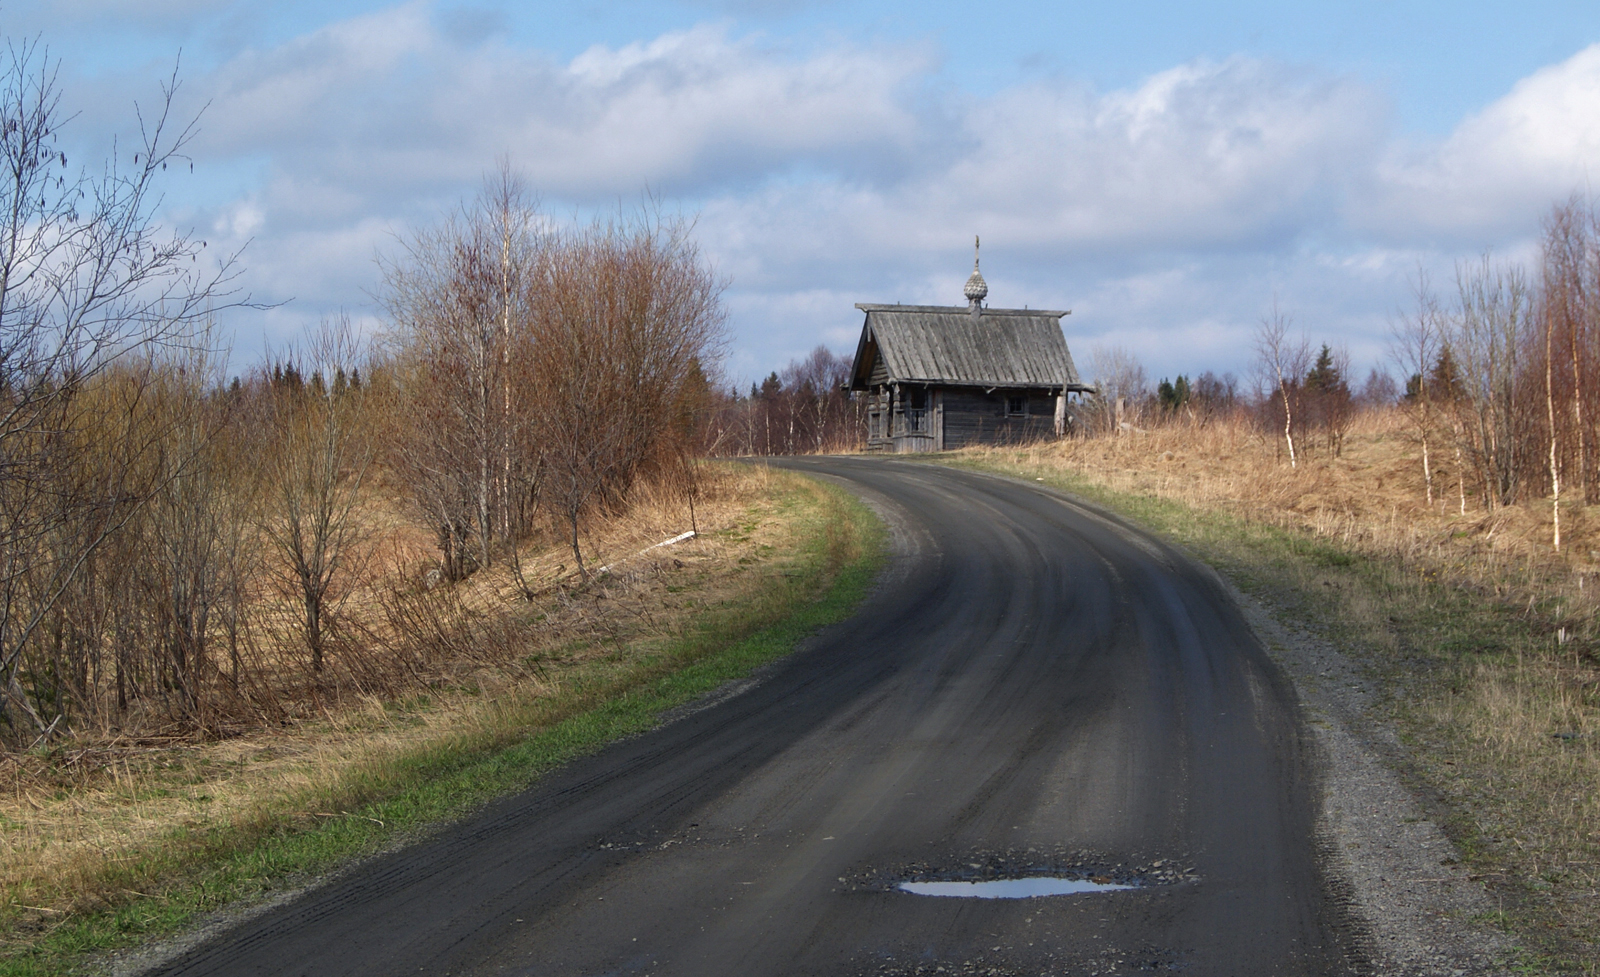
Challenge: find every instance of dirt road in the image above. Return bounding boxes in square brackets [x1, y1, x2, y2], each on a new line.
[146, 459, 1362, 976]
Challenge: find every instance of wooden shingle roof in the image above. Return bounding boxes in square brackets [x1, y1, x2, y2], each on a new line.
[848, 304, 1089, 392]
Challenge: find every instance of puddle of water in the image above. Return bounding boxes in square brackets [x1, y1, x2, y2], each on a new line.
[897, 877, 1137, 899]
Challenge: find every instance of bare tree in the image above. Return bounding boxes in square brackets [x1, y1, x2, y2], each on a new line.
[782, 347, 856, 453]
[1254, 301, 1308, 468]
[1450, 254, 1530, 509]
[381, 351, 480, 581]
[1541, 199, 1595, 506]
[1086, 343, 1150, 436]
[1545, 291, 1562, 550]
[381, 164, 542, 573]
[532, 212, 724, 574]
[1426, 344, 1473, 515]
[0, 44, 248, 742]
[258, 320, 371, 675]
[1389, 277, 1446, 504]
[1355, 368, 1399, 410]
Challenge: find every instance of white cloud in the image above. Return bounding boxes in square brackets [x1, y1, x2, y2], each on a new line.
[186, 11, 1390, 260]
[184, 13, 1382, 265]
[217, 200, 265, 237]
[950, 59, 1383, 250]
[190, 11, 931, 202]
[153, 9, 947, 350]
[688, 57, 1386, 309]
[1360, 42, 1600, 238]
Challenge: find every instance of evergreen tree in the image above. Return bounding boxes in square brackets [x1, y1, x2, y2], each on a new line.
[1305, 345, 1344, 393]
[1427, 347, 1464, 402]
[1157, 374, 1190, 411]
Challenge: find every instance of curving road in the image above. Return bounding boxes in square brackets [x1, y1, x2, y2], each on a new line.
[149, 458, 1362, 977]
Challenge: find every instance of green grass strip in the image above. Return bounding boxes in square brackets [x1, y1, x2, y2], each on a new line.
[1, 473, 885, 977]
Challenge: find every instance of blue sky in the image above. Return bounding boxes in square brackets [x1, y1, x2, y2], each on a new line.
[16, 0, 1600, 388]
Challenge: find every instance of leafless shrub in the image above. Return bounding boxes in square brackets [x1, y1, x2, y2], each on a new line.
[0, 44, 252, 746]
[532, 212, 725, 572]
[256, 318, 373, 679]
[133, 346, 259, 730]
[372, 574, 535, 685]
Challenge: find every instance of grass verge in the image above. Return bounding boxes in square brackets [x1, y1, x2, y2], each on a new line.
[0, 470, 884, 977]
[930, 449, 1599, 973]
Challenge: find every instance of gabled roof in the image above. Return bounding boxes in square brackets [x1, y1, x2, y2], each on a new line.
[848, 304, 1089, 392]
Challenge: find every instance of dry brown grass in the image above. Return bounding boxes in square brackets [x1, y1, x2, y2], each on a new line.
[0, 462, 809, 922]
[967, 410, 1600, 629]
[1006, 410, 1598, 571]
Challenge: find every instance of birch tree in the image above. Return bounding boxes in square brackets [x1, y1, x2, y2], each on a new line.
[1450, 255, 1529, 509]
[1254, 302, 1307, 468]
[382, 165, 542, 574]
[1390, 278, 1446, 504]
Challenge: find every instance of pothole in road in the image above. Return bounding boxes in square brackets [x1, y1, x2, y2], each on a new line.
[898, 876, 1137, 898]
[846, 847, 1197, 898]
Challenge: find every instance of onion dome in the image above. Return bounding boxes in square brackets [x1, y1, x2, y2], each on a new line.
[963, 235, 987, 310]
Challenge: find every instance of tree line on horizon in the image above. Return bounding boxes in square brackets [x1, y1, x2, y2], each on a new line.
[699, 347, 864, 456]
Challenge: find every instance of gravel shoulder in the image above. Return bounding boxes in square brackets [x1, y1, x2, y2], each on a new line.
[1214, 568, 1513, 975]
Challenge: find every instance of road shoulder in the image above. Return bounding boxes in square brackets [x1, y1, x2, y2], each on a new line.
[1229, 581, 1509, 976]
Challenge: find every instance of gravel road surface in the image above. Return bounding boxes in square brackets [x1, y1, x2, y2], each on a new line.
[145, 458, 1366, 976]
